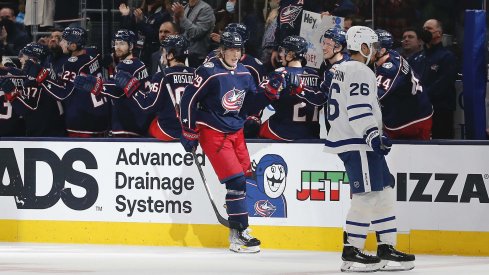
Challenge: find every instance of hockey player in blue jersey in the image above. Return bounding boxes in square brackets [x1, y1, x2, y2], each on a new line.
[25, 27, 110, 137]
[74, 29, 152, 137]
[0, 48, 24, 136]
[259, 35, 321, 141]
[326, 26, 415, 272]
[374, 29, 433, 140]
[128, 34, 194, 140]
[0, 43, 65, 136]
[179, 31, 288, 253]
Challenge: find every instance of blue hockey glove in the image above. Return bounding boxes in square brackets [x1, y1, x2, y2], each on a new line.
[365, 128, 392, 155]
[0, 78, 16, 94]
[74, 75, 104, 95]
[286, 72, 304, 96]
[180, 127, 199, 153]
[115, 70, 140, 98]
[22, 59, 49, 83]
[264, 71, 286, 100]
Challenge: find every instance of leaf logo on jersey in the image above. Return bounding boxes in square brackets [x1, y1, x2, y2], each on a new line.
[280, 5, 302, 27]
[221, 87, 245, 113]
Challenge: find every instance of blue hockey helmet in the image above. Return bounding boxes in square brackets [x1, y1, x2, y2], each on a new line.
[62, 27, 87, 47]
[323, 27, 347, 49]
[224, 23, 249, 43]
[19, 42, 49, 62]
[160, 34, 189, 59]
[220, 31, 244, 49]
[280, 35, 308, 59]
[375, 29, 394, 49]
[113, 29, 138, 46]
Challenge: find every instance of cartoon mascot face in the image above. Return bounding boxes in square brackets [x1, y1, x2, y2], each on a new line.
[255, 154, 288, 199]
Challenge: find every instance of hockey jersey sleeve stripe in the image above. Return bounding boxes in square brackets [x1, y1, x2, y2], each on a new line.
[347, 103, 372, 110]
[348, 113, 372, 121]
[324, 138, 364, 147]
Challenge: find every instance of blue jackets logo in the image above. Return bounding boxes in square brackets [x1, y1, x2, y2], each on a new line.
[0, 148, 99, 210]
[222, 87, 245, 113]
[246, 154, 287, 217]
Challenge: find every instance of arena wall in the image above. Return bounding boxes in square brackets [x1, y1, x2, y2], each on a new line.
[1, 138, 488, 256]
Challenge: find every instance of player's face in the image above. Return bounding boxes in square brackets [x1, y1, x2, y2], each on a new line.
[278, 47, 294, 66]
[161, 48, 169, 66]
[60, 39, 71, 54]
[322, 38, 338, 60]
[221, 47, 241, 67]
[114, 40, 131, 58]
[18, 54, 29, 68]
[49, 31, 62, 49]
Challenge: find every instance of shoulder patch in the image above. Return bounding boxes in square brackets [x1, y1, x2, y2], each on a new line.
[122, 59, 133, 64]
[254, 58, 263, 65]
[68, 56, 78, 62]
[203, 62, 214, 68]
[382, 62, 393, 69]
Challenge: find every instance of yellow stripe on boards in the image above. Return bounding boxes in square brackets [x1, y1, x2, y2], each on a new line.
[1, 220, 489, 256]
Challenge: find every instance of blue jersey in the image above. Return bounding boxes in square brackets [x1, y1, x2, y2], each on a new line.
[0, 67, 25, 136]
[7, 67, 65, 136]
[267, 66, 321, 140]
[101, 58, 152, 136]
[205, 51, 266, 87]
[180, 58, 270, 133]
[41, 48, 110, 135]
[133, 65, 195, 138]
[375, 50, 433, 130]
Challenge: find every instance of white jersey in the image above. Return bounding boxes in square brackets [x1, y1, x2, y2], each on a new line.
[325, 60, 383, 153]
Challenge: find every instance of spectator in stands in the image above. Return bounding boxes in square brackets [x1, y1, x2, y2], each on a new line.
[261, 0, 279, 73]
[150, 21, 179, 75]
[172, 0, 215, 67]
[398, 28, 423, 59]
[0, 7, 30, 56]
[119, 0, 172, 66]
[211, 0, 238, 50]
[409, 19, 457, 139]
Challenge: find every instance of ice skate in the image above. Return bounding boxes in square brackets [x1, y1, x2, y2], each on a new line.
[229, 228, 261, 253]
[377, 244, 415, 271]
[341, 245, 381, 272]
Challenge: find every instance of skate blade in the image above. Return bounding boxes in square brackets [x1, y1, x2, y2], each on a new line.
[229, 244, 260, 253]
[379, 260, 415, 271]
[341, 261, 381, 272]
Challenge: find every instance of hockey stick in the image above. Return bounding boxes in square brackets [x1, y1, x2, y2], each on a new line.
[192, 150, 231, 228]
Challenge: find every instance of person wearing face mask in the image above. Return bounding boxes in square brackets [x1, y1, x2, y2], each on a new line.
[326, 26, 415, 272]
[0, 7, 30, 57]
[409, 19, 457, 139]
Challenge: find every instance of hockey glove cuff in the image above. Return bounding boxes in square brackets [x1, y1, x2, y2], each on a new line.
[115, 70, 140, 98]
[365, 128, 392, 155]
[74, 75, 104, 96]
[264, 71, 286, 100]
[180, 127, 199, 153]
[286, 72, 304, 96]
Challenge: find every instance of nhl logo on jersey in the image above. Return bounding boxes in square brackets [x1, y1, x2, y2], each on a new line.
[203, 62, 214, 68]
[122, 59, 133, 64]
[221, 87, 245, 113]
[68, 56, 78, 62]
[382, 62, 393, 69]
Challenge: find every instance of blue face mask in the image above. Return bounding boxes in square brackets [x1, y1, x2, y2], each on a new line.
[226, 2, 235, 13]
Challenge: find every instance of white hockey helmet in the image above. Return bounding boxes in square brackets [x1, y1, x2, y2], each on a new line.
[346, 26, 380, 64]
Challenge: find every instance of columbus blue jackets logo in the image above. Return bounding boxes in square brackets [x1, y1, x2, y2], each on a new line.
[280, 5, 302, 27]
[221, 87, 245, 113]
[246, 154, 288, 218]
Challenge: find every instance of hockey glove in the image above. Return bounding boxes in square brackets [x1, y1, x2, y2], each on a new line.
[244, 115, 261, 138]
[22, 59, 49, 83]
[365, 128, 392, 155]
[180, 127, 199, 153]
[286, 72, 304, 96]
[0, 77, 16, 94]
[74, 75, 104, 96]
[115, 70, 140, 98]
[264, 71, 286, 100]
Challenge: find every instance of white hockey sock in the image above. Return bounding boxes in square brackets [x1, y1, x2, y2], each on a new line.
[371, 187, 397, 246]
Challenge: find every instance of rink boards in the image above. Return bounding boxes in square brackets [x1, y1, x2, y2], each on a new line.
[0, 138, 488, 256]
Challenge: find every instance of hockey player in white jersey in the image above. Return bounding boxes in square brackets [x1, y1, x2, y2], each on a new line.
[326, 26, 415, 272]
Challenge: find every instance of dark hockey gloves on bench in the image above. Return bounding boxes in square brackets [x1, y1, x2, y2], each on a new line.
[115, 70, 140, 97]
[365, 128, 392, 155]
[0, 78, 18, 101]
[74, 74, 104, 95]
[22, 59, 49, 84]
[180, 127, 199, 153]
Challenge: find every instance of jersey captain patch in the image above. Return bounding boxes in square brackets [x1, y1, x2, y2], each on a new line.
[221, 87, 245, 113]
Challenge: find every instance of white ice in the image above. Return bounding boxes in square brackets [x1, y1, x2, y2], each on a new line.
[1, 243, 488, 274]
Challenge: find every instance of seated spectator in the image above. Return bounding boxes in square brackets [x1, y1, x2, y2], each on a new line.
[0, 7, 30, 56]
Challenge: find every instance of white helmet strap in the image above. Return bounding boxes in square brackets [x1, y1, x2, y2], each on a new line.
[360, 43, 373, 64]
